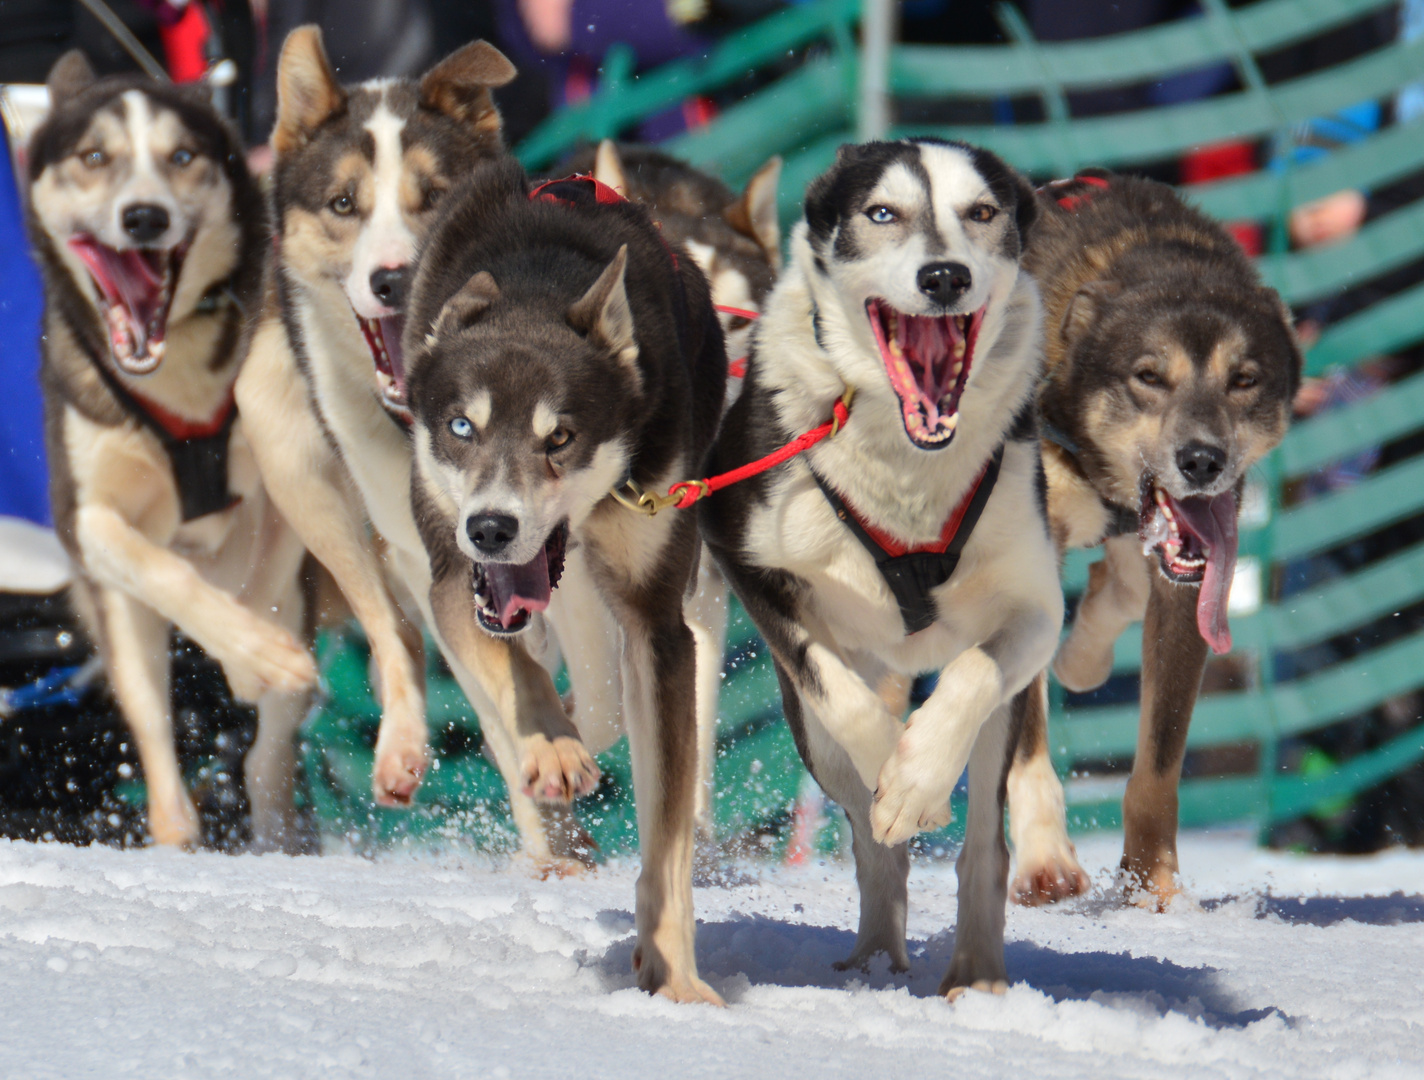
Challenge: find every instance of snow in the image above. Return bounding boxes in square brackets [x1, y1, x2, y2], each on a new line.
[2, 828, 1423, 1078]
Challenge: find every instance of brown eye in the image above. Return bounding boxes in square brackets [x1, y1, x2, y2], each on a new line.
[968, 203, 997, 223]
[422, 184, 446, 212]
[1231, 371, 1258, 390]
[726, 314, 753, 332]
[1135, 368, 1164, 387]
[547, 427, 573, 451]
[81, 149, 108, 169]
[329, 193, 355, 216]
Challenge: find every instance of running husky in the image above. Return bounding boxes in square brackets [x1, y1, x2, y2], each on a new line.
[235, 28, 601, 869]
[700, 139, 1061, 995]
[1004, 173, 1301, 908]
[403, 160, 727, 1002]
[28, 53, 316, 850]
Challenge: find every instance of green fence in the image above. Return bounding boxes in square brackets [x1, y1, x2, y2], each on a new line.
[302, 0, 1424, 848]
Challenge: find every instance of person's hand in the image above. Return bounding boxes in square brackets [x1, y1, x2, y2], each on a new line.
[1290, 189, 1366, 248]
[519, 0, 575, 54]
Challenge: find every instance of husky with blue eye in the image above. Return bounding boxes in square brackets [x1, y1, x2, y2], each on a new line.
[28, 52, 316, 850]
[700, 139, 1062, 996]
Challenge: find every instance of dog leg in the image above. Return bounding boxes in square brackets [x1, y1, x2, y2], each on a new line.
[235, 325, 428, 806]
[620, 613, 722, 1004]
[1006, 673, 1089, 905]
[685, 557, 729, 846]
[75, 504, 315, 703]
[98, 589, 198, 847]
[941, 703, 1015, 999]
[873, 607, 1059, 848]
[1053, 533, 1149, 693]
[778, 665, 910, 972]
[1121, 563, 1208, 908]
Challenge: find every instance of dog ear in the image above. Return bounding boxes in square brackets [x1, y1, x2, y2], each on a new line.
[725, 155, 782, 267]
[273, 26, 346, 156]
[569, 246, 638, 376]
[47, 51, 96, 99]
[593, 140, 628, 194]
[420, 41, 516, 144]
[433, 271, 500, 340]
[1012, 170, 1038, 247]
[1061, 279, 1121, 345]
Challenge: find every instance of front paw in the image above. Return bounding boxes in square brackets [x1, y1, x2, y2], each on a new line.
[520, 734, 600, 802]
[215, 610, 317, 701]
[871, 741, 955, 847]
[372, 735, 428, 807]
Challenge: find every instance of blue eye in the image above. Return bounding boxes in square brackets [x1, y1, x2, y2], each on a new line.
[170, 148, 194, 167]
[449, 417, 473, 439]
[867, 205, 897, 224]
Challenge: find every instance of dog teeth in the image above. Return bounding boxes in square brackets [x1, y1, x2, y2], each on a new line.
[149, 340, 165, 361]
[951, 359, 962, 378]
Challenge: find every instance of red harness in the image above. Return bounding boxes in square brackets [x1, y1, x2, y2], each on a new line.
[1041, 172, 1110, 213]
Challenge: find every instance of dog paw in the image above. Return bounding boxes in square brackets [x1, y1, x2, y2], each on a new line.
[372, 740, 428, 807]
[871, 743, 956, 847]
[1052, 633, 1113, 694]
[534, 855, 596, 879]
[215, 612, 317, 702]
[147, 790, 201, 848]
[520, 734, 600, 803]
[943, 979, 1008, 1002]
[1012, 849, 1090, 907]
[632, 946, 725, 1005]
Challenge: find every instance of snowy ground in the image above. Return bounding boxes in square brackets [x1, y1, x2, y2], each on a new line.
[1, 830, 1422, 1079]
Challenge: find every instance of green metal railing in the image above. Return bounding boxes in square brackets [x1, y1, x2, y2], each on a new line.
[302, 0, 1424, 849]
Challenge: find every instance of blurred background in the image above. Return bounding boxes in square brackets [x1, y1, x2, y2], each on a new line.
[3, 0, 1424, 862]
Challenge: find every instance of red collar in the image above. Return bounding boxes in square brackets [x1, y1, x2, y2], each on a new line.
[131, 386, 236, 442]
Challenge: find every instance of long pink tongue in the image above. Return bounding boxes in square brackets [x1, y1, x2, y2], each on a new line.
[483, 548, 552, 629]
[379, 315, 406, 392]
[1172, 491, 1238, 654]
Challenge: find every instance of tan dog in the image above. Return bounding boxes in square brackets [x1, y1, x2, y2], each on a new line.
[234, 28, 599, 870]
[29, 54, 316, 850]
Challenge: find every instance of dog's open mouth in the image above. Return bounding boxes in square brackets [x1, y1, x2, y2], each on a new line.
[1139, 481, 1238, 654]
[866, 297, 984, 449]
[357, 315, 410, 422]
[471, 524, 568, 635]
[68, 235, 187, 375]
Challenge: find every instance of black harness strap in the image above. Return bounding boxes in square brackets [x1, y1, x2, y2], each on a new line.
[813, 445, 1004, 635]
[91, 360, 239, 522]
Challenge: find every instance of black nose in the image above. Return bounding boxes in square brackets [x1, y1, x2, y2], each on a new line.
[466, 513, 519, 556]
[1176, 442, 1227, 488]
[916, 261, 973, 306]
[370, 266, 409, 310]
[121, 203, 170, 244]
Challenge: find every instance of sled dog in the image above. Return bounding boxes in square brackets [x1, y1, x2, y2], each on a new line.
[233, 27, 599, 867]
[700, 139, 1061, 995]
[29, 53, 316, 850]
[1005, 173, 1301, 908]
[403, 159, 726, 1002]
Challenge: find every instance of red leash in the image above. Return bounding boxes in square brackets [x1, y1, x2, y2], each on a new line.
[612, 386, 855, 515]
[714, 304, 758, 378]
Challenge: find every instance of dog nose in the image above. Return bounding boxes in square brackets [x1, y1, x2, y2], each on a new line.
[917, 261, 973, 306]
[466, 513, 519, 556]
[1176, 442, 1227, 488]
[122, 203, 170, 244]
[370, 266, 409, 310]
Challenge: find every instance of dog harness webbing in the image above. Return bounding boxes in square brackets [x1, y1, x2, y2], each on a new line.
[90, 360, 239, 522]
[1040, 171, 1111, 212]
[810, 447, 1004, 635]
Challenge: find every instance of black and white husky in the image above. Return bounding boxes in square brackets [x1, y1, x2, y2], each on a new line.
[700, 139, 1062, 996]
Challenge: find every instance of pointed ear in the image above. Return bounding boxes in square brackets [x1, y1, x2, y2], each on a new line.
[420, 41, 516, 143]
[432, 271, 500, 340]
[1061, 280, 1121, 345]
[569, 246, 638, 373]
[725, 155, 782, 266]
[273, 26, 346, 156]
[48, 51, 96, 99]
[593, 139, 627, 194]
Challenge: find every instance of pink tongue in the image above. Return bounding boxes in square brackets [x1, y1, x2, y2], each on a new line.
[1172, 491, 1238, 654]
[69, 238, 164, 334]
[379, 315, 406, 391]
[483, 548, 552, 629]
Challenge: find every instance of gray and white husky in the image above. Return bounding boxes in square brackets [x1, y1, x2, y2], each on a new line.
[700, 139, 1063, 995]
[28, 53, 316, 850]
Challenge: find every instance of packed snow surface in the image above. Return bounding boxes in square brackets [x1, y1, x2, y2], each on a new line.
[2, 829, 1422, 1078]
